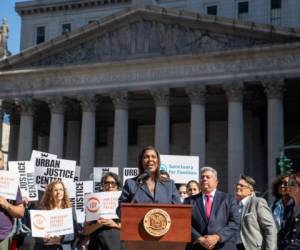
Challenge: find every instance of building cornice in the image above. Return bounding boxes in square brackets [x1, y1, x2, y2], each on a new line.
[15, 0, 130, 16]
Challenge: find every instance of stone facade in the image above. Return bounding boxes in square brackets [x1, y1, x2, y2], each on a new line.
[1, 5, 300, 196]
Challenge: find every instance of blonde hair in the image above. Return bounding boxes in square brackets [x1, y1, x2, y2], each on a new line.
[39, 180, 72, 210]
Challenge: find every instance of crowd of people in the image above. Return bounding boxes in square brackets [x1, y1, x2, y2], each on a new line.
[0, 147, 300, 250]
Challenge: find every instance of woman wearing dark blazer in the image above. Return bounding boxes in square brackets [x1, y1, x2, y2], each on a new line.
[119, 146, 181, 204]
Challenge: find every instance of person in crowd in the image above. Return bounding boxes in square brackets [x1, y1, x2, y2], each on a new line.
[280, 172, 300, 249]
[83, 172, 124, 250]
[271, 175, 294, 230]
[186, 180, 200, 196]
[235, 175, 277, 250]
[184, 166, 240, 250]
[33, 180, 76, 250]
[0, 150, 25, 250]
[178, 183, 188, 203]
[119, 146, 181, 204]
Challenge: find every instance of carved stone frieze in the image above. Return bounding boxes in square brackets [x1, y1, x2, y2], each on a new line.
[110, 91, 128, 109]
[262, 79, 285, 99]
[30, 18, 270, 67]
[223, 82, 244, 102]
[151, 88, 169, 107]
[78, 95, 97, 112]
[186, 85, 206, 105]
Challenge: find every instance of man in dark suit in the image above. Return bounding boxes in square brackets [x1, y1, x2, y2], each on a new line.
[184, 166, 240, 250]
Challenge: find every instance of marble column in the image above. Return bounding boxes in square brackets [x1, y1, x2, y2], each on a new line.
[66, 120, 80, 163]
[151, 88, 170, 154]
[263, 80, 284, 194]
[186, 86, 206, 167]
[224, 83, 244, 192]
[79, 95, 96, 180]
[5, 102, 19, 161]
[111, 91, 128, 171]
[17, 98, 34, 161]
[48, 97, 64, 158]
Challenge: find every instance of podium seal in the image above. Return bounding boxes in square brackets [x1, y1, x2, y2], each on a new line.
[143, 208, 171, 237]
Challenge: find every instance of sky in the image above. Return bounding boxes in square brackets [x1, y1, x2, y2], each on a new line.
[0, 0, 24, 55]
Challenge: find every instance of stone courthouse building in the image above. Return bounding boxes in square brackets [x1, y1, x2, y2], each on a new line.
[0, 0, 300, 193]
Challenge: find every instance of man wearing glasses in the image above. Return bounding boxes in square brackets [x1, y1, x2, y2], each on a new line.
[235, 175, 277, 250]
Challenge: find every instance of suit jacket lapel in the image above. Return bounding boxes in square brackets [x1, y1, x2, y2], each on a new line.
[197, 192, 208, 224]
[208, 190, 221, 226]
[139, 183, 154, 200]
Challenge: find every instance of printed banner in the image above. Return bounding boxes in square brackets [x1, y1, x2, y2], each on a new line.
[160, 155, 199, 184]
[93, 167, 119, 192]
[34, 157, 76, 191]
[30, 150, 57, 162]
[0, 170, 19, 200]
[85, 191, 121, 222]
[30, 208, 74, 238]
[8, 161, 38, 201]
[122, 168, 139, 185]
[74, 166, 81, 182]
[65, 181, 94, 223]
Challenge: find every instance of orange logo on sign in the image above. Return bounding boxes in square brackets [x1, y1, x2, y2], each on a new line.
[87, 197, 100, 213]
[33, 214, 47, 230]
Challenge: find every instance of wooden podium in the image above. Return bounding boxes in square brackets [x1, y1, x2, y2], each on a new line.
[120, 203, 192, 250]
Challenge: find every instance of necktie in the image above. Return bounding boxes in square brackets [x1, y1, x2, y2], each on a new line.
[238, 202, 244, 219]
[205, 194, 212, 220]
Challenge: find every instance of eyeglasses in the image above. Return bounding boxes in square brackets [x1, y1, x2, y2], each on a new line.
[103, 181, 117, 187]
[234, 183, 251, 189]
[280, 182, 289, 188]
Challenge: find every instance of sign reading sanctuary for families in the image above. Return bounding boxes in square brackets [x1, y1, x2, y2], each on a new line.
[8, 161, 38, 201]
[34, 157, 76, 191]
[30, 208, 74, 238]
[160, 155, 199, 184]
[85, 191, 121, 222]
[0, 170, 19, 200]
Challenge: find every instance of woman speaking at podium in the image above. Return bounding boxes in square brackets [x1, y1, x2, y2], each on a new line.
[119, 146, 181, 204]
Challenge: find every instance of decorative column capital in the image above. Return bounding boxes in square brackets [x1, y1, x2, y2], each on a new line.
[223, 82, 244, 102]
[186, 85, 206, 105]
[151, 88, 170, 107]
[78, 95, 97, 112]
[15, 98, 34, 115]
[46, 97, 64, 114]
[110, 91, 128, 109]
[262, 79, 285, 99]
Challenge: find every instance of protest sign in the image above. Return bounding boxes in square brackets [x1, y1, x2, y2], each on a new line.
[34, 157, 76, 191]
[122, 168, 138, 184]
[30, 150, 57, 162]
[65, 180, 94, 223]
[0, 170, 20, 200]
[30, 208, 73, 237]
[85, 191, 121, 222]
[8, 161, 38, 201]
[160, 155, 199, 184]
[93, 167, 119, 192]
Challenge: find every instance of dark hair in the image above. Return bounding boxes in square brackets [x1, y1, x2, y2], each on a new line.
[101, 172, 122, 190]
[160, 170, 170, 179]
[187, 180, 200, 190]
[272, 175, 289, 199]
[138, 146, 161, 181]
[240, 175, 256, 191]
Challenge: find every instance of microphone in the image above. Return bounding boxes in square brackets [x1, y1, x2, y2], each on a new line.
[136, 169, 151, 183]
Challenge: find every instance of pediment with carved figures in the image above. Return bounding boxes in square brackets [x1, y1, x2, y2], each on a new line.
[2, 5, 300, 69]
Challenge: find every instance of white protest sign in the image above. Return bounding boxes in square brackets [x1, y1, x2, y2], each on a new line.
[30, 150, 57, 162]
[0, 170, 20, 200]
[34, 158, 76, 191]
[85, 191, 121, 222]
[30, 208, 74, 237]
[123, 168, 139, 185]
[8, 161, 38, 201]
[93, 167, 119, 192]
[160, 155, 199, 184]
[65, 181, 93, 223]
